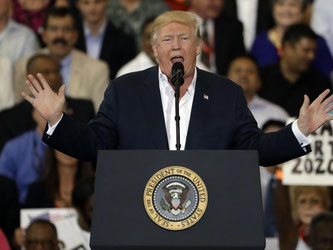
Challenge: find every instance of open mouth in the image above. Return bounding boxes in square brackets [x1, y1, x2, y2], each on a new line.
[171, 56, 184, 63]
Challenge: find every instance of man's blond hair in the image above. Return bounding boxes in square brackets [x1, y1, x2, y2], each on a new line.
[151, 11, 201, 45]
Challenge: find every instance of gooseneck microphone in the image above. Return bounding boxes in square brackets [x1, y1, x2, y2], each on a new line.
[171, 62, 184, 151]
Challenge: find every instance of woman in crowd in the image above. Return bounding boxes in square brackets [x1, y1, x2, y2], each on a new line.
[275, 183, 331, 250]
[25, 147, 94, 208]
[251, 0, 332, 77]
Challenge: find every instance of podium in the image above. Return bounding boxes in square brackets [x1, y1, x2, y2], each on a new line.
[90, 150, 265, 250]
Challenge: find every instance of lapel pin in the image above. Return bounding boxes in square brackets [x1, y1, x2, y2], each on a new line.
[203, 94, 209, 100]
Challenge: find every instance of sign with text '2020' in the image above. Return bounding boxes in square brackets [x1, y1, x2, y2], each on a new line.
[283, 121, 333, 186]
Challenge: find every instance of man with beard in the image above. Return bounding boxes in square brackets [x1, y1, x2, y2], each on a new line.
[14, 7, 109, 111]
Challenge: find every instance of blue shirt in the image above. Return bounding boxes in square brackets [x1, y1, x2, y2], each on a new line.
[84, 21, 107, 59]
[60, 53, 72, 94]
[0, 130, 46, 204]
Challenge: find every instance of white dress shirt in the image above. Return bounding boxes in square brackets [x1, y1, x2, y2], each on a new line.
[249, 95, 289, 128]
[159, 67, 196, 150]
[60, 53, 72, 94]
[116, 51, 155, 77]
[236, 0, 258, 50]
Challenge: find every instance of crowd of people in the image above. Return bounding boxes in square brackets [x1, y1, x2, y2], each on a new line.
[1, 0, 333, 249]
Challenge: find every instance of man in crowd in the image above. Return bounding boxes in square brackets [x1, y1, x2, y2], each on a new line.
[227, 54, 289, 128]
[0, 54, 95, 151]
[309, 212, 333, 250]
[24, 220, 60, 250]
[0, 0, 40, 64]
[188, 0, 245, 75]
[0, 54, 95, 203]
[260, 23, 332, 117]
[22, 11, 333, 167]
[116, 17, 157, 77]
[75, 0, 137, 79]
[14, 7, 109, 111]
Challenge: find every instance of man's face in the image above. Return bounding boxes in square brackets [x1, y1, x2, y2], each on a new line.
[0, 0, 10, 18]
[29, 57, 62, 92]
[77, 0, 107, 25]
[273, 0, 303, 28]
[190, 0, 224, 19]
[311, 222, 333, 250]
[42, 15, 78, 59]
[283, 37, 317, 73]
[152, 22, 201, 79]
[227, 57, 261, 97]
[25, 224, 59, 250]
[296, 191, 326, 226]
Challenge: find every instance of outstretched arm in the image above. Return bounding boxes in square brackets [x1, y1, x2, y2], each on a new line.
[297, 89, 333, 136]
[21, 73, 65, 126]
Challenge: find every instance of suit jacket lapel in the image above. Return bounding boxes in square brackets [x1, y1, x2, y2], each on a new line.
[100, 21, 112, 62]
[185, 69, 212, 149]
[140, 67, 169, 149]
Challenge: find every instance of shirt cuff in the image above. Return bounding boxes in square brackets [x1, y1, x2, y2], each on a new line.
[291, 119, 311, 150]
[46, 114, 64, 136]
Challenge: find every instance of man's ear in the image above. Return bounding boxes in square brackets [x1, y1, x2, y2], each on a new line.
[282, 41, 293, 55]
[196, 39, 202, 56]
[72, 30, 79, 45]
[152, 43, 158, 58]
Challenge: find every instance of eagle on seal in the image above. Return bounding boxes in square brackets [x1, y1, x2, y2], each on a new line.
[162, 182, 190, 214]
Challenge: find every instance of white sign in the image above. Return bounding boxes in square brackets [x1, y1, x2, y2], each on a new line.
[283, 121, 333, 186]
[21, 208, 91, 250]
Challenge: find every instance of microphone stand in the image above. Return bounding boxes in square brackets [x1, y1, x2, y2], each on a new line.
[171, 62, 184, 151]
[174, 83, 181, 151]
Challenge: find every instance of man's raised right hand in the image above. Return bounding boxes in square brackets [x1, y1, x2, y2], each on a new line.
[21, 73, 65, 126]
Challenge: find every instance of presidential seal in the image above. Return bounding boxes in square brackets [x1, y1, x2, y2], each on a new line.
[143, 166, 208, 231]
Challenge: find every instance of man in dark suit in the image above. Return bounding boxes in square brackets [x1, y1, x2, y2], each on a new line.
[22, 11, 333, 166]
[188, 0, 245, 75]
[0, 54, 95, 151]
[75, 0, 137, 79]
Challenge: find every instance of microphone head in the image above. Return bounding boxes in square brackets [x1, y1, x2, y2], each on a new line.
[172, 62, 184, 75]
[171, 62, 184, 86]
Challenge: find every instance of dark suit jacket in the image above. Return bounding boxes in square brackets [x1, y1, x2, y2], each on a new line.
[222, 0, 274, 35]
[0, 175, 19, 244]
[43, 67, 308, 166]
[75, 20, 137, 80]
[0, 98, 95, 151]
[214, 15, 246, 75]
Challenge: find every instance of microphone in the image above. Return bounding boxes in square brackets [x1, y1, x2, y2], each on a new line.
[170, 62, 184, 151]
[171, 62, 184, 87]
